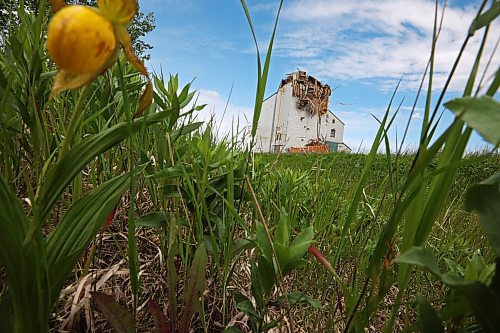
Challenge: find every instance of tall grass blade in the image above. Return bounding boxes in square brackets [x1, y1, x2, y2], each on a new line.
[240, 0, 284, 138]
[334, 81, 401, 265]
[37, 107, 179, 221]
[469, 1, 500, 35]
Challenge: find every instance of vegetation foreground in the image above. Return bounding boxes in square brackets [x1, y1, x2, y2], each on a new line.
[0, 0, 499, 332]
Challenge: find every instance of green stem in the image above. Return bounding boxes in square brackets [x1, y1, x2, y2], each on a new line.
[116, 60, 140, 311]
[59, 85, 92, 158]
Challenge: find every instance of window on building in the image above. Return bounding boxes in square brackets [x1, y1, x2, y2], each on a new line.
[332, 119, 336, 124]
[330, 128, 336, 138]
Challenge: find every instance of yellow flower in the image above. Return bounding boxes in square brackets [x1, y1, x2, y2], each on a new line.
[47, 6, 116, 75]
[97, 0, 137, 24]
[48, 0, 152, 116]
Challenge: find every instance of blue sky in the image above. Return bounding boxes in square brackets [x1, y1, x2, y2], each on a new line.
[140, 0, 499, 152]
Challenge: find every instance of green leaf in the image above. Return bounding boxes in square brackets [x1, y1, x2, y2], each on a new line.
[396, 247, 441, 276]
[277, 292, 322, 309]
[464, 251, 486, 281]
[240, 0, 284, 138]
[465, 173, 500, 257]
[444, 96, 500, 146]
[284, 226, 314, 274]
[273, 242, 287, 273]
[230, 239, 254, 260]
[490, 258, 500, 296]
[0, 177, 47, 331]
[0, 291, 14, 332]
[234, 292, 260, 319]
[250, 261, 265, 311]
[262, 320, 279, 332]
[469, 1, 500, 35]
[38, 108, 178, 221]
[224, 327, 243, 333]
[155, 165, 189, 179]
[417, 294, 444, 333]
[0, 176, 29, 267]
[437, 298, 471, 323]
[275, 208, 290, 247]
[179, 244, 208, 332]
[91, 292, 135, 333]
[257, 256, 276, 295]
[398, 247, 500, 332]
[443, 279, 500, 333]
[46, 172, 130, 301]
[170, 122, 203, 143]
[256, 221, 272, 263]
[136, 212, 168, 228]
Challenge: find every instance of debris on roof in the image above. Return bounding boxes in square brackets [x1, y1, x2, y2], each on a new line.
[280, 71, 331, 116]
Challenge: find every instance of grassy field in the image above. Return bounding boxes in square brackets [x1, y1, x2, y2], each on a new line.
[256, 152, 499, 326]
[0, 1, 499, 332]
[254, 152, 499, 328]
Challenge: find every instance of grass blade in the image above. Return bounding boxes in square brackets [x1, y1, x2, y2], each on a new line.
[37, 107, 179, 221]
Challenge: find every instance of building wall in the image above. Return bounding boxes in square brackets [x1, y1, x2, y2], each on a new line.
[338, 143, 351, 152]
[255, 84, 295, 152]
[320, 112, 345, 144]
[285, 100, 320, 148]
[255, 93, 276, 152]
[255, 80, 349, 153]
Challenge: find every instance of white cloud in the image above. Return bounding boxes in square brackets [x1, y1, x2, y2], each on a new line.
[250, 2, 279, 12]
[276, 0, 499, 92]
[188, 89, 253, 141]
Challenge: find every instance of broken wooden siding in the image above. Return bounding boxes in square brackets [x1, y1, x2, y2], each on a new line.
[280, 71, 331, 117]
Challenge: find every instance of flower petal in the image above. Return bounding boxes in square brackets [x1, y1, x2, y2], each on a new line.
[115, 25, 153, 116]
[50, 70, 98, 98]
[50, 48, 118, 98]
[97, 0, 137, 24]
[133, 80, 153, 118]
[115, 25, 148, 76]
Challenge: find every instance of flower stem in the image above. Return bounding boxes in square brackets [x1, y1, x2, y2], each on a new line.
[59, 84, 92, 159]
